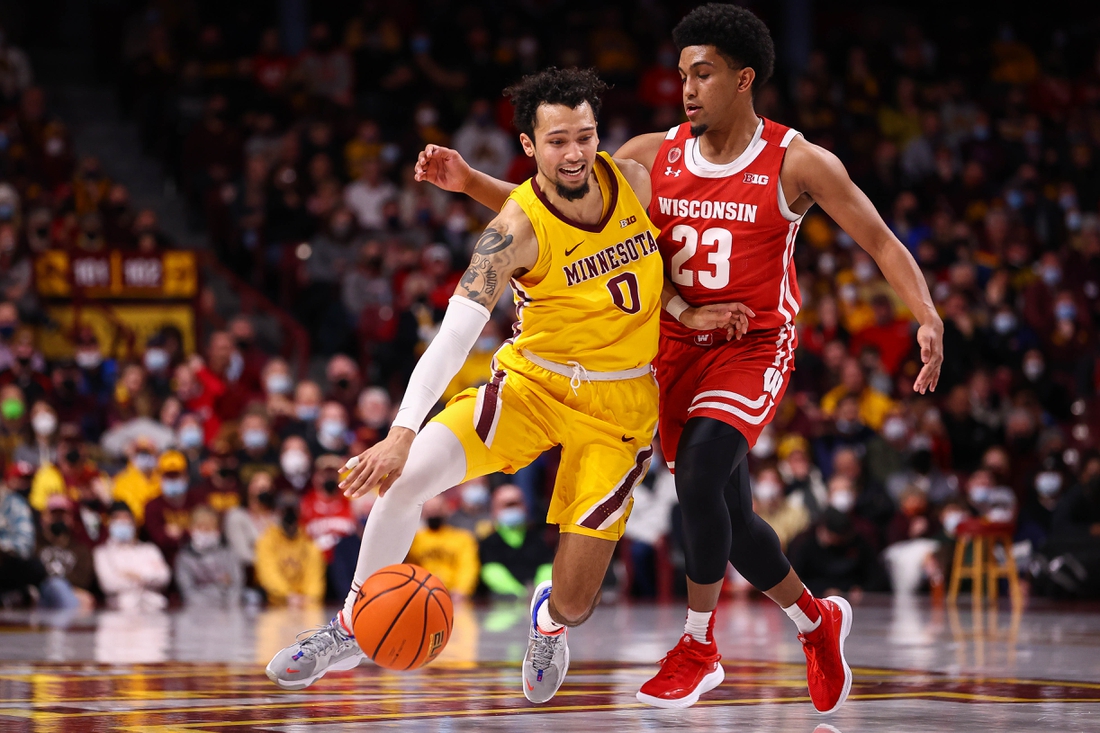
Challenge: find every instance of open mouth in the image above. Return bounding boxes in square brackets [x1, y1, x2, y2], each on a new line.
[559, 164, 586, 181]
[685, 104, 701, 118]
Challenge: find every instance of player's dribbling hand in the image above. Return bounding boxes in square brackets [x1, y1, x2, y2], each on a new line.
[680, 302, 755, 340]
[913, 320, 944, 395]
[414, 145, 472, 193]
[340, 428, 416, 499]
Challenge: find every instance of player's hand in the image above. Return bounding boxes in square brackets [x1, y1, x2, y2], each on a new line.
[680, 302, 755, 340]
[414, 145, 472, 193]
[340, 428, 416, 499]
[913, 320, 944, 395]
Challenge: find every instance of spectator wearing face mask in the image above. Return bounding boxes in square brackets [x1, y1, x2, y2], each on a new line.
[309, 401, 349, 457]
[175, 413, 207, 480]
[449, 478, 494, 539]
[236, 410, 280, 485]
[777, 435, 829, 520]
[71, 327, 117, 405]
[141, 333, 174, 399]
[280, 380, 323, 440]
[963, 469, 1016, 524]
[175, 504, 242, 608]
[93, 501, 171, 611]
[276, 435, 312, 493]
[789, 507, 881, 599]
[35, 494, 96, 610]
[110, 436, 162, 524]
[224, 470, 278, 570]
[478, 484, 553, 600]
[865, 408, 912, 487]
[752, 467, 811, 552]
[143, 450, 202, 566]
[1017, 458, 1068, 550]
[406, 495, 480, 601]
[825, 473, 882, 553]
[254, 492, 325, 607]
[300, 454, 356, 565]
[13, 400, 58, 470]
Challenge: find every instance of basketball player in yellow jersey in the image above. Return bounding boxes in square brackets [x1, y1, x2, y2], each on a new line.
[265, 67, 744, 701]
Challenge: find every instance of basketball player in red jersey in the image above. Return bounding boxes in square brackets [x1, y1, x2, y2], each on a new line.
[416, 3, 943, 714]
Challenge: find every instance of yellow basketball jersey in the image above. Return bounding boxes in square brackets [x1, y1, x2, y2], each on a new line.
[504, 152, 662, 372]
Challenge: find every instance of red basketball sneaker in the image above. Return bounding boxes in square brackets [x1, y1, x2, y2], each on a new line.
[636, 623, 724, 709]
[798, 596, 853, 714]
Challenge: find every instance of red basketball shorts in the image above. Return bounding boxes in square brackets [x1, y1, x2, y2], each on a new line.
[656, 324, 797, 472]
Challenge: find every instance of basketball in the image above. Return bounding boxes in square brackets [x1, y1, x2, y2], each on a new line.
[352, 563, 454, 671]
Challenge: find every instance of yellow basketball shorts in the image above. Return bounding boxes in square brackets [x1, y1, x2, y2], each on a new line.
[432, 348, 658, 541]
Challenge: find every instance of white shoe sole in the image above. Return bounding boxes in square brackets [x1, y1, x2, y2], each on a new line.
[816, 595, 853, 715]
[636, 664, 725, 709]
[266, 652, 364, 691]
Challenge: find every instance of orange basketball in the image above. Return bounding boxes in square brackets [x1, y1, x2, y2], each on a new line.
[352, 563, 454, 670]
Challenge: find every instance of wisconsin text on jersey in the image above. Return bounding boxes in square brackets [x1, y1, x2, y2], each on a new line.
[562, 230, 660, 287]
[655, 197, 759, 223]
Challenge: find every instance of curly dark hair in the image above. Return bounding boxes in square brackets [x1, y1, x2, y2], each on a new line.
[503, 67, 609, 140]
[672, 3, 775, 95]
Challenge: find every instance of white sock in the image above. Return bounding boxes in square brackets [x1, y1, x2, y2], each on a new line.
[684, 609, 712, 644]
[783, 598, 822, 633]
[341, 423, 469, 625]
[536, 597, 564, 635]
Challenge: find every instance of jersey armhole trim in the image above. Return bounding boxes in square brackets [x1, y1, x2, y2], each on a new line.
[665, 125, 679, 140]
[777, 130, 808, 222]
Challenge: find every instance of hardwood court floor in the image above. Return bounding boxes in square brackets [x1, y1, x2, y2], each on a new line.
[1, 595, 1097, 732]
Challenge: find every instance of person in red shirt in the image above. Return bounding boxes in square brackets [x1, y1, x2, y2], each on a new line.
[850, 294, 913, 376]
[299, 454, 356, 564]
[252, 27, 292, 96]
[417, 5, 943, 714]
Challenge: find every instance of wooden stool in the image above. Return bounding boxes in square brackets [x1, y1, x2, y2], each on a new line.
[947, 519, 1022, 605]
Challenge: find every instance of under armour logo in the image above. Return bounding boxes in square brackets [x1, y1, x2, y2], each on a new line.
[664, 167, 681, 177]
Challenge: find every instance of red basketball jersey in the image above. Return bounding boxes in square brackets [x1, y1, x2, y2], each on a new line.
[649, 118, 805, 344]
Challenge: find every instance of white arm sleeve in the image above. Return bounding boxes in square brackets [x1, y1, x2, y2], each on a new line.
[391, 295, 492, 433]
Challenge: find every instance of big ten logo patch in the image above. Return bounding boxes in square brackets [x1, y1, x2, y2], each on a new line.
[426, 630, 446, 659]
[620, 215, 637, 228]
[743, 172, 769, 185]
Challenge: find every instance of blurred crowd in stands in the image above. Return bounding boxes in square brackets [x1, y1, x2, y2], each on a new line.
[2, 1, 1100, 610]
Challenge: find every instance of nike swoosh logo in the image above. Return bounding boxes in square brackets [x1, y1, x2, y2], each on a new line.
[286, 668, 300, 674]
[526, 679, 535, 691]
[621, 435, 634, 442]
[565, 241, 584, 256]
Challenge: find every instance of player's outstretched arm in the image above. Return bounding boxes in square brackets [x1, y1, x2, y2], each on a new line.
[785, 138, 944, 394]
[340, 204, 538, 498]
[414, 144, 517, 212]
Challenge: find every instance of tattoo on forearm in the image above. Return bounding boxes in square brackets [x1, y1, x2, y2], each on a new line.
[474, 228, 513, 255]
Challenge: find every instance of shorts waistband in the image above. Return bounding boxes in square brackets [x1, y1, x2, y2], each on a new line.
[520, 349, 652, 390]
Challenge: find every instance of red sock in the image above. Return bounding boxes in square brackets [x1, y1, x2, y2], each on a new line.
[796, 588, 821, 623]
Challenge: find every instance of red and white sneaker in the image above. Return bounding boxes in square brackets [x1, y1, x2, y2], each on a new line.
[636, 631, 724, 709]
[798, 595, 853, 714]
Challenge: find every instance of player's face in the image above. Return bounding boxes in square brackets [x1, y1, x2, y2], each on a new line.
[522, 102, 599, 201]
[679, 45, 754, 136]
